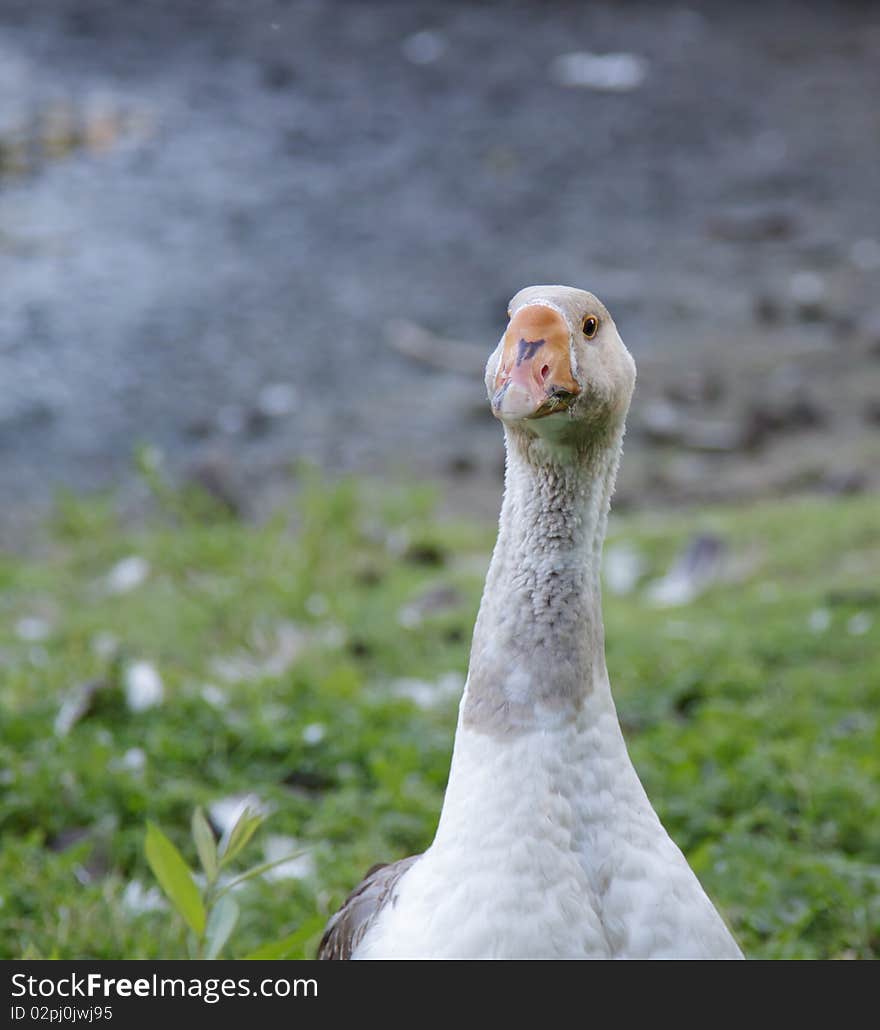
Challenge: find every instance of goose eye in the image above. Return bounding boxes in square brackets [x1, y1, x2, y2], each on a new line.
[583, 315, 599, 339]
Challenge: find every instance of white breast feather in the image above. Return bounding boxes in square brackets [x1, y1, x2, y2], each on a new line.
[355, 692, 742, 960]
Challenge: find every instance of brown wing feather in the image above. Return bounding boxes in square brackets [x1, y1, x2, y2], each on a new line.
[317, 855, 420, 960]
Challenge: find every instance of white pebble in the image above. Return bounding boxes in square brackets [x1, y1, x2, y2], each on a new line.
[111, 747, 146, 774]
[316, 623, 346, 649]
[106, 555, 150, 595]
[390, 672, 462, 709]
[390, 678, 435, 707]
[302, 722, 326, 745]
[200, 683, 228, 708]
[216, 405, 246, 436]
[123, 747, 146, 771]
[121, 880, 165, 914]
[54, 689, 90, 737]
[262, 835, 315, 882]
[850, 238, 880, 272]
[808, 608, 831, 634]
[646, 574, 697, 608]
[847, 612, 873, 636]
[15, 616, 50, 641]
[437, 671, 465, 697]
[256, 382, 297, 419]
[789, 270, 825, 305]
[397, 604, 422, 629]
[208, 793, 270, 838]
[550, 52, 647, 91]
[385, 528, 410, 556]
[603, 544, 645, 596]
[305, 593, 329, 617]
[124, 661, 164, 712]
[402, 30, 446, 65]
[91, 631, 119, 658]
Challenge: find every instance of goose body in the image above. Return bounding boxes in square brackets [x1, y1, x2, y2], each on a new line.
[320, 286, 743, 960]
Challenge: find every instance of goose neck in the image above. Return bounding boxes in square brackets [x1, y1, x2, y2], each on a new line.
[461, 426, 623, 735]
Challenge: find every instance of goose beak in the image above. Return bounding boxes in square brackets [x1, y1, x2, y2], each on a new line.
[491, 305, 581, 421]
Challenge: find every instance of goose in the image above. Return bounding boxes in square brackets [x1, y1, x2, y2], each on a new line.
[319, 285, 743, 959]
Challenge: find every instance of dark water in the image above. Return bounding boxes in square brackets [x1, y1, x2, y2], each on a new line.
[1, 0, 878, 526]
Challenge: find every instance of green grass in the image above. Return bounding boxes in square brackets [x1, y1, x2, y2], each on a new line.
[0, 475, 878, 959]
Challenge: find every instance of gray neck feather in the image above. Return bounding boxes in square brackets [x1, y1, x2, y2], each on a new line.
[462, 425, 624, 735]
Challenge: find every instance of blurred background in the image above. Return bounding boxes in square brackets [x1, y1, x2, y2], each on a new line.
[1, 0, 878, 961]
[1, 0, 878, 530]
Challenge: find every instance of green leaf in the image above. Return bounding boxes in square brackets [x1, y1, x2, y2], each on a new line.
[144, 822, 206, 937]
[214, 848, 309, 900]
[240, 935, 301, 961]
[218, 807, 264, 867]
[191, 807, 218, 884]
[204, 895, 239, 960]
[240, 916, 326, 960]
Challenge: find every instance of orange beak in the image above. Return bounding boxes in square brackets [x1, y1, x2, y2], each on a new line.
[491, 305, 581, 421]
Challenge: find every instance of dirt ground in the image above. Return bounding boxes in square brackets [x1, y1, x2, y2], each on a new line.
[0, 0, 878, 534]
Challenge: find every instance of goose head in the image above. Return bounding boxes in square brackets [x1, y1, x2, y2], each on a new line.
[486, 285, 636, 447]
